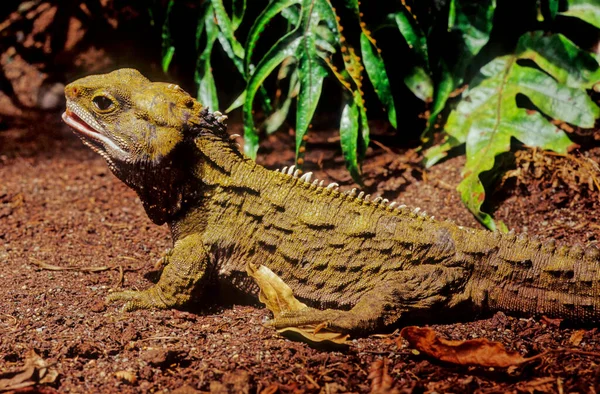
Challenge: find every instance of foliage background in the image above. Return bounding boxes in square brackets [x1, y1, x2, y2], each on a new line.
[156, 0, 600, 230]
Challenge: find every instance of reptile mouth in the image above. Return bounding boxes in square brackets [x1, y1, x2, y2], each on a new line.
[62, 108, 107, 151]
[62, 102, 127, 157]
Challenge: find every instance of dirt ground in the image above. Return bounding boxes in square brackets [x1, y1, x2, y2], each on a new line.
[1, 96, 600, 393]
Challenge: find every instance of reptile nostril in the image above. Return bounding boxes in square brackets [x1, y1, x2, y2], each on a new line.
[65, 85, 79, 98]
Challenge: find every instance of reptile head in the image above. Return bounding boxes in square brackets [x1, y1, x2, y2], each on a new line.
[62, 68, 202, 169]
[62, 68, 223, 224]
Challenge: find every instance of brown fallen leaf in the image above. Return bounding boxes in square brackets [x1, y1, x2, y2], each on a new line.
[568, 329, 586, 347]
[246, 263, 349, 346]
[0, 350, 58, 392]
[400, 326, 530, 368]
[540, 315, 563, 327]
[368, 358, 399, 394]
[514, 377, 556, 393]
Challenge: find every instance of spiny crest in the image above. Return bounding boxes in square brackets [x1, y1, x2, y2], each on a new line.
[493, 230, 598, 262]
[196, 109, 229, 138]
[271, 164, 435, 222]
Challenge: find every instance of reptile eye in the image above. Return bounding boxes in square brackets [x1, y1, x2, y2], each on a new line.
[92, 95, 114, 112]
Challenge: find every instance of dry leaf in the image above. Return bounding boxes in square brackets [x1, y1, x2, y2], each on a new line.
[246, 263, 307, 316]
[515, 377, 556, 393]
[246, 263, 349, 346]
[540, 316, 563, 327]
[259, 383, 279, 394]
[115, 370, 137, 384]
[0, 350, 58, 392]
[171, 384, 202, 394]
[568, 330, 586, 347]
[367, 358, 399, 394]
[400, 326, 529, 368]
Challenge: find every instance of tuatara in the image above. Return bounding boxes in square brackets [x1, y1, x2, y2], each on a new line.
[62, 68, 600, 333]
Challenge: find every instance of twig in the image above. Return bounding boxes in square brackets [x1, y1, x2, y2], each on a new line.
[137, 336, 181, 342]
[115, 265, 124, 288]
[371, 140, 395, 155]
[30, 258, 111, 272]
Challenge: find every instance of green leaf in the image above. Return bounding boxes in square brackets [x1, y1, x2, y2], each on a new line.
[161, 0, 176, 73]
[448, 0, 496, 83]
[225, 90, 246, 113]
[431, 49, 596, 228]
[211, 0, 245, 63]
[161, 46, 175, 74]
[295, 54, 327, 158]
[264, 69, 299, 134]
[392, 10, 429, 66]
[548, 0, 559, 19]
[195, 4, 220, 110]
[243, 31, 302, 158]
[360, 33, 397, 128]
[422, 60, 453, 143]
[245, 0, 301, 75]
[561, 0, 600, 29]
[293, 0, 329, 160]
[231, 0, 246, 31]
[339, 97, 361, 183]
[517, 32, 600, 89]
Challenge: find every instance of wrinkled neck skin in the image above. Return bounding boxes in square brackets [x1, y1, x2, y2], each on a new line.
[166, 131, 253, 241]
[112, 132, 206, 226]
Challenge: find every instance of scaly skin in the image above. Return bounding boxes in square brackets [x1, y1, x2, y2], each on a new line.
[62, 69, 600, 333]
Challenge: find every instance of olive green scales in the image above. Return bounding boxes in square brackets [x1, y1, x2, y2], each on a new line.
[62, 69, 599, 333]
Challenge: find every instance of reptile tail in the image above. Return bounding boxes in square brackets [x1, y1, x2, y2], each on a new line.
[467, 233, 600, 324]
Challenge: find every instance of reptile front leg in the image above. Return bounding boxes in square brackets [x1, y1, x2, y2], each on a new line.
[107, 234, 209, 311]
[269, 264, 466, 334]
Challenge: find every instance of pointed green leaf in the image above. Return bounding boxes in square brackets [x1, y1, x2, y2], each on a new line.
[422, 60, 454, 144]
[295, 54, 327, 157]
[161, 47, 175, 74]
[197, 65, 219, 112]
[264, 77, 297, 134]
[231, 0, 246, 31]
[225, 90, 246, 113]
[161, 0, 176, 73]
[195, 4, 220, 110]
[245, 0, 301, 75]
[561, 0, 600, 28]
[211, 0, 245, 62]
[360, 33, 397, 128]
[294, 0, 330, 159]
[263, 63, 299, 134]
[243, 31, 301, 158]
[340, 97, 361, 183]
[392, 10, 429, 66]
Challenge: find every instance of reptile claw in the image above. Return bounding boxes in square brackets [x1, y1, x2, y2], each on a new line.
[267, 308, 354, 332]
[106, 288, 170, 311]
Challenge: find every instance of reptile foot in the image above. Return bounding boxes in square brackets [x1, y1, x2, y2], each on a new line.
[267, 307, 359, 333]
[106, 287, 170, 312]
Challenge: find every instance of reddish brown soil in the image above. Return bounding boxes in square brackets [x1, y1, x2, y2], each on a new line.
[1, 106, 600, 393]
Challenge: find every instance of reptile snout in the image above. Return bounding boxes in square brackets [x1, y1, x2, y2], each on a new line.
[64, 83, 81, 100]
